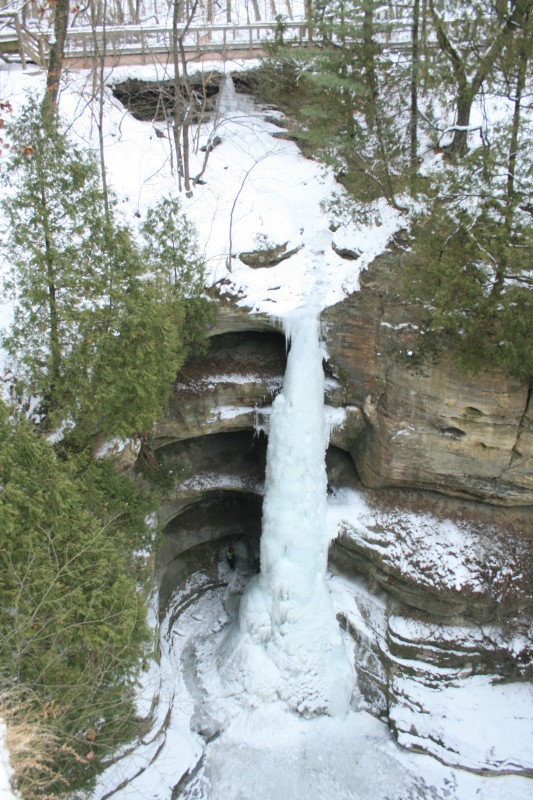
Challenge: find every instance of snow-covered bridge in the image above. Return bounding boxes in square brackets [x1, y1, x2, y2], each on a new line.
[0, 2, 309, 68]
[0, 0, 418, 70]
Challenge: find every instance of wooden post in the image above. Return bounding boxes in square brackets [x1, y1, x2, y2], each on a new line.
[38, 35, 46, 67]
[13, 13, 27, 69]
[304, 0, 313, 44]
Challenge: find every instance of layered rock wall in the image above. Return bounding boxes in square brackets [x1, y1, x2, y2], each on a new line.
[322, 250, 533, 505]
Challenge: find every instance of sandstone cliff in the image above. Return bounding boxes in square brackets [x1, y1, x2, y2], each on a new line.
[322, 248, 533, 506]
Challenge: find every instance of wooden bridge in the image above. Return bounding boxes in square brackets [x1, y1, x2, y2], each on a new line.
[0, 0, 420, 72]
[0, 11, 47, 67]
[0, 10, 309, 69]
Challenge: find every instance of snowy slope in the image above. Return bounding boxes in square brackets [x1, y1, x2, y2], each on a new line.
[1, 56, 532, 800]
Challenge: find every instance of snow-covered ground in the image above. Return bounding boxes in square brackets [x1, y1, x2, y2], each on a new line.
[1, 57, 532, 800]
[0, 722, 16, 800]
[0, 58, 401, 321]
[87, 563, 533, 800]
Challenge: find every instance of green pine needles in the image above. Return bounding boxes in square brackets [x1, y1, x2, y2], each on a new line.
[253, 0, 533, 386]
[0, 97, 212, 797]
[0, 401, 155, 797]
[403, 133, 533, 383]
[1, 97, 211, 443]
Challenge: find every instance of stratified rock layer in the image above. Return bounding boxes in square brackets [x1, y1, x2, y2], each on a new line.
[147, 289, 532, 774]
[322, 250, 533, 505]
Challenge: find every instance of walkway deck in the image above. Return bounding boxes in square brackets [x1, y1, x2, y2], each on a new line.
[0, 12, 308, 69]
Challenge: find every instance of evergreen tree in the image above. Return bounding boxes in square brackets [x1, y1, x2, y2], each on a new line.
[403, 132, 533, 381]
[141, 194, 212, 356]
[255, 2, 411, 206]
[0, 400, 154, 795]
[1, 99, 210, 443]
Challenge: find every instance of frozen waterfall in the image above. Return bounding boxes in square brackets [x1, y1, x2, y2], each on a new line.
[219, 308, 354, 717]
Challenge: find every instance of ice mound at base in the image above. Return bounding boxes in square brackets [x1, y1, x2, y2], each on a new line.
[218, 309, 355, 717]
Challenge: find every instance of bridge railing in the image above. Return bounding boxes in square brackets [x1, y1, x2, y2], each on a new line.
[1, 13, 312, 67]
[1, 12, 431, 69]
[61, 20, 309, 61]
[0, 11, 47, 67]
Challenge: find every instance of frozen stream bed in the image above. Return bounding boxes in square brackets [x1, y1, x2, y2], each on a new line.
[92, 557, 532, 800]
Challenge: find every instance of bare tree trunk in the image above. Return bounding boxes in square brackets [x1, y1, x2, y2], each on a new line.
[506, 10, 530, 215]
[449, 90, 474, 155]
[97, 0, 110, 220]
[43, 0, 69, 114]
[421, 0, 428, 61]
[92, 0, 104, 26]
[179, 38, 192, 193]
[430, 0, 525, 155]
[305, 0, 313, 42]
[410, 0, 420, 177]
[42, 189, 61, 400]
[488, 9, 533, 298]
[362, 0, 378, 130]
[127, 0, 139, 21]
[172, 0, 200, 193]
[88, 0, 111, 217]
[113, 0, 124, 23]
[481, 4, 533, 301]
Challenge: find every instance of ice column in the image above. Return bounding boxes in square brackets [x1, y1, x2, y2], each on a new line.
[221, 308, 354, 717]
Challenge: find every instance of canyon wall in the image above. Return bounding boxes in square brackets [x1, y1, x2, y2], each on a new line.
[322, 248, 533, 506]
[146, 262, 532, 769]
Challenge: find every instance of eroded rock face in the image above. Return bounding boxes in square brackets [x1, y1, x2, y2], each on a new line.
[336, 594, 533, 772]
[158, 494, 262, 614]
[322, 250, 533, 505]
[154, 309, 361, 451]
[156, 431, 267, 526]
[330, 491, 533, 624]
[149, 301, 532, 773]
[153, 328, 286, 448]
[111, 74, 223, 122]
[327, 464, 532, 772]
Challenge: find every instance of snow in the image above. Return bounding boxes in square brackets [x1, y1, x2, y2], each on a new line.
[89, 562, 533, 800]
[326, 488, 531, 600]
[176, 372, 283, 390]
[391, 674, 533, 773]
[1, 62, 402, 319]
[1, 47, 532, 800]
[0, 722, 16, 800]
[0, 60, 403, 383]
[94, 436, 134, 459]
[216, 309, 354, 718]
[209, 404, 264, 422]
[325, 404, 355, 442]
[177, 471, 263, 493]
[89, 592, 203, 800]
